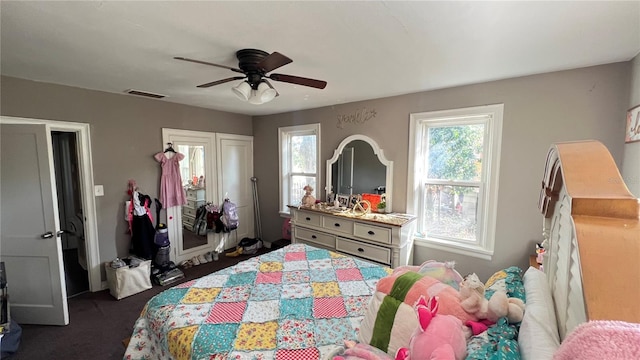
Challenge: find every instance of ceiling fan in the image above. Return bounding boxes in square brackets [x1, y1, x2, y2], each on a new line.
[175, 49, 327, 104]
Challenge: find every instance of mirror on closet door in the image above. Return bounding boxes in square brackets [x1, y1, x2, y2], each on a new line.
[177, 144, 207, 250]
[162, 129, 217, 264]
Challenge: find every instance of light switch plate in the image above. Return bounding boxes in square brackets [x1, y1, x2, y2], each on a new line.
[94, 185, 104, 197]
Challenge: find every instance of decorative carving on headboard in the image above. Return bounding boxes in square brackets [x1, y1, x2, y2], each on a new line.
[336, 107, 377, 129]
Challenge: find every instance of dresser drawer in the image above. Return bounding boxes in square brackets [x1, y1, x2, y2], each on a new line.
[354, 223, 392, 244]
[183, 214, 195, 228]
[336, 237, 390, 265]
[186, 199, 204, 209]
[295, 211, 322, 227]
[183, 206, 197, 217]
[322, 216, 354, 235]
[294, 227, 335, 248]
[186, 188, 205, 201]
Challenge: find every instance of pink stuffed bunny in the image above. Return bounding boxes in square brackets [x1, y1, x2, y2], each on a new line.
[395, 296, 467, 360]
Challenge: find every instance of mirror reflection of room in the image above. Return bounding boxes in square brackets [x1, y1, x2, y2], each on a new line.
[178, 144, 207, 250]
[332, 140, 386, 195]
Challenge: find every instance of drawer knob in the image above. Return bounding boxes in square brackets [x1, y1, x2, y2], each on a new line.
[311, 235, 317, 239]
[367, 230, 375, 235]
[334, 223, 341, 227]
[357, 248, 365, 252]
[306, 217, 311, 221]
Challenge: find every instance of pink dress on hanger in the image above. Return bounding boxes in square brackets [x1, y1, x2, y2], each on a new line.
[154, 152, 187, 208]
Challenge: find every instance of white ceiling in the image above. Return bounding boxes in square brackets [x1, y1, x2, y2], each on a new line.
[1, 1, 639, 117]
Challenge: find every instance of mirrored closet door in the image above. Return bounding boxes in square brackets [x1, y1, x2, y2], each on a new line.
[162, 129, 218, 264]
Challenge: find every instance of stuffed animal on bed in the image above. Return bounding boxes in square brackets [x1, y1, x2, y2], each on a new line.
[333, 340, 394, 360]
[458, 273, 525, 324]
[395, 296, 467, 360]
[393, 260, 464, 290]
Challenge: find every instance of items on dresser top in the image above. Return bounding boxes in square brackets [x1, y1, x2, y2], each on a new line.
[289, 204, 416, 267]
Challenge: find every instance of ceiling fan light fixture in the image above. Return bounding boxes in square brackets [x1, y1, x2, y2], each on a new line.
[232, 81, 252, 101]
[256, 81, 277, 103]
[248, 90, 264, 105]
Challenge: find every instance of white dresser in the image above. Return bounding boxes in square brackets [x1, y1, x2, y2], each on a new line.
[289, 205, 416, 268]
[182, 188, 205, 230]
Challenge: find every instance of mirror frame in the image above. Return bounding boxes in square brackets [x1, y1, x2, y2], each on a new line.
[162, 128, 218, 264]
[325, 135, 393, 212]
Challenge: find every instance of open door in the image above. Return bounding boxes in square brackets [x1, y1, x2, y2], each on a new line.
[0, 124, 69, 325]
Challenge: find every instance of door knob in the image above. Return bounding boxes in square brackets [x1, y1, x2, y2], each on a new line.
[41, 231, 54, 239]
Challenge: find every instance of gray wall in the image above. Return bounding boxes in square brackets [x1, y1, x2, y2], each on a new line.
[623, 53, 640, 197]
[254, 62, 630, 280]
[0, 76, 252, 270]
[1, 61, 632, 282]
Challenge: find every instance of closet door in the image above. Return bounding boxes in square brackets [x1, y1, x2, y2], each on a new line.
[216, 134, 254, 250]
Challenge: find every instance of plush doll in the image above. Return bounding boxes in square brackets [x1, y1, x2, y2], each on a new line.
[301, 184, 316, 206]
[395, 296, 467, 360]
[458, 273, 525, 324]
[333, 340, 394, 360]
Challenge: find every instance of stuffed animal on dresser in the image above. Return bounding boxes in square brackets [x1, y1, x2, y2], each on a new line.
[301, 184, 316, 206]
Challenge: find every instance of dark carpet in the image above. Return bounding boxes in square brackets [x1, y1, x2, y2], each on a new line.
[9, 246, 276, 360]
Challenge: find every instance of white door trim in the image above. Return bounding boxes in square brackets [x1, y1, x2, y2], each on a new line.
[0, 116, 101, 292]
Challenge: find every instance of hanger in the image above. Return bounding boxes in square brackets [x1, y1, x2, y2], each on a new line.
[164, 142, 175, 153]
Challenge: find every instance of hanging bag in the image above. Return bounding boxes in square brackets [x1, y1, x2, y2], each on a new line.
[221, 199, 239, 232]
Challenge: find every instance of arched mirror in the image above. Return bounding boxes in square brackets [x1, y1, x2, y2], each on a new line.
[162, 128, 218, 264]
[326, 135, 393, 212]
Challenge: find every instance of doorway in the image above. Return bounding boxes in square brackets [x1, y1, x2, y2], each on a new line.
[52, 132, 90, 297]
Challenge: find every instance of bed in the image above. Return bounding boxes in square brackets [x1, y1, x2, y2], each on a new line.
[124, 140, 640, 360]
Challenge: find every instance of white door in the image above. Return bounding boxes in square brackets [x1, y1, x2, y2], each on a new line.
[217, 134, 254, 250]
[0, 124, 69, 325]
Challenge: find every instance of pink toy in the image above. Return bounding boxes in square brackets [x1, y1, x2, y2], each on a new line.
[333, 340, 394, 360]
[395, 296, 467, 360]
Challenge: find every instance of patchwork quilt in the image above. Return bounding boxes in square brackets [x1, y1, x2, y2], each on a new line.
[124, 244, 391, 360]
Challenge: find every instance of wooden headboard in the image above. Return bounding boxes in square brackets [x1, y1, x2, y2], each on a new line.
[539, 140, 640, 340]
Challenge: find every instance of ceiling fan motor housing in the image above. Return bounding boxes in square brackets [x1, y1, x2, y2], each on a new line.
[236, 49, 269, 89]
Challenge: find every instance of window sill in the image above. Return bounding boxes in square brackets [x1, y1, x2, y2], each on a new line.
[279, 211, 292, 218]
[414, 237, 493, 260]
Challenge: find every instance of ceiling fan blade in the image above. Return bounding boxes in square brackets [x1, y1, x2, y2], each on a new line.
[197, 76, 245, 88]
[263, 79, 280, 97]
[257, 52, 292, 73]
[269, 73, 327, 89]
[174, 56, 244, 74]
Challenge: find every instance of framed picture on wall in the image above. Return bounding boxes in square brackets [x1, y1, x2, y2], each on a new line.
[625, 104, 640, 143]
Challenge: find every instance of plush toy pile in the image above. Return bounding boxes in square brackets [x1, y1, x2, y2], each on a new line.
[333, 261, 527, 360]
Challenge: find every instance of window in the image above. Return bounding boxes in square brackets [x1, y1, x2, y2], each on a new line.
[278, 124, 321, 214]
[408, 104, 503, 259]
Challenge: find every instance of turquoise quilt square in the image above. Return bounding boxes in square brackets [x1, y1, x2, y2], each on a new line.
[190, 323, 240, 357]
[226, 271, 257, 287]
[306, 249, 331, 260]
[147, 288, 189, 308]
[360, 266, 389, 280]
[280, 297, 313, 319]
[314, 318, 356, 346]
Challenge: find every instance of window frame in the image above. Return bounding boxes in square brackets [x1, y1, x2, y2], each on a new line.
[278, 123, 321, 215]
[407, 104, 503, 260]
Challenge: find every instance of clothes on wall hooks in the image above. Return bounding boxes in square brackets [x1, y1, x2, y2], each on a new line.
[154, 148, 187, 208]
[126, 179, 156, 260]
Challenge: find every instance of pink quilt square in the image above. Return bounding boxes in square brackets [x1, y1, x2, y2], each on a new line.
[336, 268, 363, 281]
[205, 301, 246, 323]
[256, 271, 282, 284]
[276, 348, 319, 360]
[313, 297, 347, 318]
[284, 252, 306, 261]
